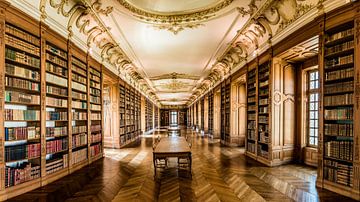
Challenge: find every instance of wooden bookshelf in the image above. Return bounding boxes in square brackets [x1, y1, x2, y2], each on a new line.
[3, 22, 42, 190]
[119, 83, 125, 146]
[220, 78, 231, 145]
[0, 6, 104, 199]
[145, 99, 153, 132]
[257, 61, 270, 159]
[154, 105, 159, 128]
[208, 91, 214, 137]
[200, 98, 204, 132]
[246, 65, 257, 157]
[317, 18, 359, 200]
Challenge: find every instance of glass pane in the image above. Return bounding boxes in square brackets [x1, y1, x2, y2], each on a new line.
[315, 120, 318, 127]
[310, 120, 314, 127]
[310, 103, 315, 110]
[310, 111, 315, 119]
[314, 93, 319, 101]
[314, 103, 318, 110]
[310, 137, 314, 145]
[310, 72, 315, 80]
[310, 94, 315, 101]
[310, 81, 315, 89]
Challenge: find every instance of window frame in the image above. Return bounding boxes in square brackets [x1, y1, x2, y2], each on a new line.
[306, 69, 320, 147]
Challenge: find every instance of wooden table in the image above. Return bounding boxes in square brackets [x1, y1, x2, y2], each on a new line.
[153, 137, 192, 179]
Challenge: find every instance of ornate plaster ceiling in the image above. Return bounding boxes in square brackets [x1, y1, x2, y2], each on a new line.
[15, 0, 346, 107]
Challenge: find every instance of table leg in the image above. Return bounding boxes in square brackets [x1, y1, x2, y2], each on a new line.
[153, 154, 157, 180]
[189, 153, 192, 179]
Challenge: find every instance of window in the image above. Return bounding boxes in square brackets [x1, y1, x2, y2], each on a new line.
[307, 70, 319, 146]
[170, 111, 178, 125]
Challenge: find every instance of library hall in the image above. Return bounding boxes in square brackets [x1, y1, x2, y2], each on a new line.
[1, 0, 360, 201]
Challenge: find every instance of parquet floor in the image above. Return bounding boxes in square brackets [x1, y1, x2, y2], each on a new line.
[9, 129, 356, 202]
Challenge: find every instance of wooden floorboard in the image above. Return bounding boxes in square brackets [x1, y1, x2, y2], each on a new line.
[8, 129, 357, 202]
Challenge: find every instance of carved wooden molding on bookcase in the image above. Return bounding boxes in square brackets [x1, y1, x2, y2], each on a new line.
[272, 91, 295, 105]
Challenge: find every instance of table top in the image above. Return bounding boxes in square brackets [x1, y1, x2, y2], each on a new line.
[154, 137, 191, 154]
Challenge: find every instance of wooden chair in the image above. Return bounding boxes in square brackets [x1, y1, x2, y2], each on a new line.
[153, 138, 168, 170]
[177, 142, 192, 177]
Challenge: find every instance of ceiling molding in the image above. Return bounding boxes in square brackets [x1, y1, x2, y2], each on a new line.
[116, 0, 239, 23]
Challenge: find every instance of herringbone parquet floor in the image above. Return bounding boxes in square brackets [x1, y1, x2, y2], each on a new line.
[9, 128, 356, 202]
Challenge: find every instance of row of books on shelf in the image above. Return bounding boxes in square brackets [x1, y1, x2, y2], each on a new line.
[46, 154, 68, 174]
[324, 108, 353, 120]
[5, 34, 40, 56]
[91, 125, 101, 132]
[90, 81, 100, 89]
[72, 81, 86, 92]
[46, 73, 67, 87]
[46, 53, 66, 68]
[91, 133, 102, 143]
[89, 68, 101, 77]
[46, 44, 67, 59]
[248, 89, 256, 97]
[325, 68, 353, 81]
[72, 101, 87, 109]
[259, 133, 269, 143]
[48, 85, 67, 96]
[5, 24, 40, 46]
[71, 148, 87, 165]
[247, 82, 256, 89]
[47, 111, 67, 121]
[46, 63, 68, 77]
[324, 123, 353, 137]
[5, 163, 40, 188]
[72, 133, 87, 148]
[259, 107, 268, 113]
[5, 48, 40, 68]
[46, 139, 68, 154]
[72, 73, 86, 84]
[90, 88, 101, 96]
[73, 125, 87, 134]
[325, 54, 353, 68]
[247, 142, 256, 153]
[248, 105, 256, 111]
[324, 140, 353, 161]
[324, 81, 353, 94]
[248, 97, 256, 103]
[259, 98, 268, 105]
[5, 91, 40, 105]
[47, 126, 67, 137]
[324, 159, 353, 187]
[6, 63, 40, 80]
[259, 80, 268, 87]
[47, 97, 67, 108]
[89, 74, 100, 82]
[72, 91, 86, 100]
[248, 130, 256, 140]
[72, 58, 87, 70]
[5, 76, 40, 91]
[90, 144, 101, 157]
[5, 109, 40, 121]
[259, 88, 268, 96]
[91, 104, 101, 111]
[326, 28, 354, 43]
[72, 112, 87, 120]
[259, 71, 269, 79]
[324, 93, 352, 106]
[72, 64, 86, 76]
[91, 113, 101, 120]
[259, 124, 269, 133]
[326, 41, 354, 56]
[90, 96, 101, 104]
[5, 126, 40, 141]
[259, 116, 268, 123]
[248, 114, 256, 121]
[5, 143, 41, 161]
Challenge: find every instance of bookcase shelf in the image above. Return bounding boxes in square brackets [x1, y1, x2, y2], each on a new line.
[208, 91, 214, 136]
[246, 66, 257, 155]
[200, 98, 204, 131]
[318, 20, 356, 194]
[145, 99, 153, 132]
[220, 78, 231, 145]
[0, 11, 104, 198]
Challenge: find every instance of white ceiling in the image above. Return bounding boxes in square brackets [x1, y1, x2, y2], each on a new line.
[98, 0, 255, 105]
